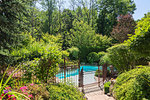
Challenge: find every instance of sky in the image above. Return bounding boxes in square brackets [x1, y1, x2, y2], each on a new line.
[133, 0, 150, 20]
[37, 0, 150, 20]
[63, 0, 150, 20]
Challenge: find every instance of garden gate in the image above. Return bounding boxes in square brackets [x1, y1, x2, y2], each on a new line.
[57, 58, 115, 94]
[56, 58, 79, 86]
[78, 64, 115, 94]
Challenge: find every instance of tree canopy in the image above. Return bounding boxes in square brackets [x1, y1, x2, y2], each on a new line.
[96, 0, 136, 36]
[126, 13, 150, 57]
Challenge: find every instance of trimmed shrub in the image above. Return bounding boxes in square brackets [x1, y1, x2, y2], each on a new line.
[98, 51, 106, 59]
[113, 66, 150, 100]
[87, 52, 99, 63]
[67, 47, 79, 60]
[47, 83, 86, 100]
[104, 81, 111, 94]
[99, 53, 111, 65]
[107, 44, 135, 72]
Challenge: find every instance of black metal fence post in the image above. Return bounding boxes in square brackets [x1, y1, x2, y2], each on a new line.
[64, 58, 66, 83]
[78, 59, 80, 87]
[81, 67, 84, 94]
[98, 64, 100, 87]
[102, 63, 107, 83]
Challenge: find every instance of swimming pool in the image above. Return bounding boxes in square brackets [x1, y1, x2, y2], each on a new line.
[56, 65, 101, 79]
[56, 65, 112, 85]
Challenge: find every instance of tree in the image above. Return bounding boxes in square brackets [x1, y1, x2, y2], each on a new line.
[69, 0, 77, 11]
[57, 0, 64, 34]
[41, 0, 56, 34]
[96, 0, 136, 36]
[23, 1, 43, 39]
[61, 9, 75, 50]
[70, 20, 95, 61]
[111, 14, 136, 43]
[0, 0, 31, 66]
[126, 12, 150, 58]
[74, 0, 97, 27]
[62, 31, 72, 50]
[92, 34, 112, 52]
[61, 9, 75, 32]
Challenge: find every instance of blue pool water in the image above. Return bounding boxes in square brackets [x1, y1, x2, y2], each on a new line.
[56, 65, 103, 79]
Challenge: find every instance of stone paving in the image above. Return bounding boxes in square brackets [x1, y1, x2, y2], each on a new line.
[79, 82, 115, 100]
[85, 90, 115, 100]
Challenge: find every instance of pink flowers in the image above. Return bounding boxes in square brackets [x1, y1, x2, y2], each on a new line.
[20, 86, 28, 92]
[1, 85, 34, 100]
[1, 86, 17, 100]
[19, 85, 33, 99]
[30, 83, 34, 86]
[28, 94, 33, 98]
[5, 86, 11, 90]
[1, 84, 35, 100]
[20, 86, 28, 90]
[1, 93, 16, 100]
[24, 92, 28, 95]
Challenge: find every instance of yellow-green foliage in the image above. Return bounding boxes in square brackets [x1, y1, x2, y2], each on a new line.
[104, 81, 111, 94]
[107, 44, 135, 72]
[99, 53, 110, 65]
[12, 33, 62, 62]
[12, 33, 64, 82]
[98, 51, 106, 59]
[126, 12, 150, 57]
[67, 47, 79, 60]
[113, 66, 150, 100]
[70, 20, 112, 62]
[87, 52, 99, 63]
[48, 83, 86, 100]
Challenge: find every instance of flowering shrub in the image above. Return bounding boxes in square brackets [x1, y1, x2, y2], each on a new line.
[1, 85, 33, 100]
[1, 83, 50, 100]
[0, 86, 16, 100]
[0, 67, 30, 100]
[27, 83, 49, 99]
[18, 86, 33, 99]
[14, 83, 49, 100]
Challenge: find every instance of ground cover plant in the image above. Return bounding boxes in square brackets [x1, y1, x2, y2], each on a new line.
[104, 81, 111, 94]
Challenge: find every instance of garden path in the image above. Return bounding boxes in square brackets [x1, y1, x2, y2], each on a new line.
[85, 89, 115, 100]
[79, 77, 115, 100]
[83, 84, 115, 100]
